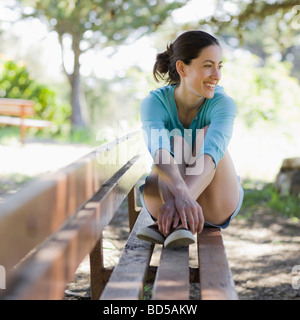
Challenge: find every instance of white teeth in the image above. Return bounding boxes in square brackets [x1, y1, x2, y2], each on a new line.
[205, 83, 216, 88]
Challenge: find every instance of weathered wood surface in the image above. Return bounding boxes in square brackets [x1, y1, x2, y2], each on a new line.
[198, 227, 238, 300]
[152, 245, 190, 300]
[0, 131, 148, 299]
[2, 153, 146, 300]
[100, 208, 154, 300]
[0, 131, 146, 275]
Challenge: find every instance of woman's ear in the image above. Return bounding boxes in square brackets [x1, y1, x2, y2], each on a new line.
[176, 60, 186, 78]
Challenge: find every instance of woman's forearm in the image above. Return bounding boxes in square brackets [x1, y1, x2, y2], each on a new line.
[154, 149, 188, 198]
[185, 154, 216, 199]
[154, 149, 215, 201]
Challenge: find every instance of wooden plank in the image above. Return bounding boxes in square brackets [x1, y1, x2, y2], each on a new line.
[0, 155, 95, 276]
[100, 208, 154, 300]
[0, 98, 34, 106]
[198, 227, 238, 300]
[1, 154, 147, 300]
[89, 236, 109, 300]
[0, 98, 34, 116]
[0, 116, 51, 127]
[152, 245, 190, 300]
[0, 131, 147, 279]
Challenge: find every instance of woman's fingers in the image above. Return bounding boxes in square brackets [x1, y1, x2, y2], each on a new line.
[173, 214, 180, 229]
[177, 201, 203, 234]
[164, 210, 175, 236]
[178, 210, 188, 230]
[158, 199, 177, 236]
[197, 206, 204, 234]
[159, 197, 205, 237]
[158, 207, 164, 234]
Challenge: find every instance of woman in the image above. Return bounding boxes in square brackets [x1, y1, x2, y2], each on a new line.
[136, 30, 244, 248]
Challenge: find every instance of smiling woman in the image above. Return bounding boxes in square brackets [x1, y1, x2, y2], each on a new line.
[136, 30, 244, 249]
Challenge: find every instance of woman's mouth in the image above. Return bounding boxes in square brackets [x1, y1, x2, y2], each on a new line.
[204, 82, 217, 90]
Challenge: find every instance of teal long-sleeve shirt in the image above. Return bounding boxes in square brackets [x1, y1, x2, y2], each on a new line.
[140, 84, 236, 168]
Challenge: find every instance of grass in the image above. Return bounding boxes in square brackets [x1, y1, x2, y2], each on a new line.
[239, 179, 300, 221]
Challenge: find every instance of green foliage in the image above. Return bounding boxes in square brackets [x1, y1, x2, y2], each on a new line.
[22, 0, 188, 42]
[201, 0, 299, 44]
[222, 53, 300, 126]
[0, 60, 71, 134]
[240, 180, 300, 220]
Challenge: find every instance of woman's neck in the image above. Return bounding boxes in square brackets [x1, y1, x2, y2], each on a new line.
[174, 85, 205, 116]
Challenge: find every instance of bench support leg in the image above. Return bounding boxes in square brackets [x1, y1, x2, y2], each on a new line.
[20, 118, 26, 146]
[128, 187, 141, 231]
[89, 235, 112, 300]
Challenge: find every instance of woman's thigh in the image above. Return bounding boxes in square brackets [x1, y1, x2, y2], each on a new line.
[196, 150, 240, 226]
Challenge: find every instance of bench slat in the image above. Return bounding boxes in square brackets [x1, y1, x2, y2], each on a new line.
[1, 154, 146, 300]
[152, 246, 190, 300]
[0, 98, 34, 106]
[0, 98, 34, 117]
[0, 131, 147, 279]
[100, 208, 154, 300]
[0, 156, 95, 275]
[198, 227, 238, 300]
[0, 116, 51, 128]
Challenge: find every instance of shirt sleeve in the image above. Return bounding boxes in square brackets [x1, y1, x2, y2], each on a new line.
[200, 93, 237, 168]
[140, 93, 174, 159]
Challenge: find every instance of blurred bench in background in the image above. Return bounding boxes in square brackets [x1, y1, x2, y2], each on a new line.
[0, 98, 52, 145]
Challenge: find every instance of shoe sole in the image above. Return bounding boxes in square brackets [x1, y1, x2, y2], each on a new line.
[164, 229, 195, 248]
[136, 227, 165, 245]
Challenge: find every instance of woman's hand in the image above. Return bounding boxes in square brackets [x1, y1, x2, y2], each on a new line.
[158, 198, 180, 237]
[158, 191, 204, 236]
[174, 189, 204, 235]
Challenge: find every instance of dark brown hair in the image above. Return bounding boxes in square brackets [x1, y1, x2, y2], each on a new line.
[153, 30, 220, 85]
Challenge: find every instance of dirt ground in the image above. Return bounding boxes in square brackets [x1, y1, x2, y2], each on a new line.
[65, 191, 300, 300]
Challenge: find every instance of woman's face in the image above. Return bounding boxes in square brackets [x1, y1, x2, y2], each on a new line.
[181, 44, 223, 99]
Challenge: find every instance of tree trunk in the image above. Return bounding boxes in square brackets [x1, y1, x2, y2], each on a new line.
[70, 69, 89, 128]
[59, 32, 89, 128]
[71, 36, 89, 128]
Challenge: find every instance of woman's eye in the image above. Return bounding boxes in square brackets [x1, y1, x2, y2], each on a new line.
[204, 65, 212, 68]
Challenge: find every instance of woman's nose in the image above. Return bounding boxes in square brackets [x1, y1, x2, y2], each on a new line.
[211, 67, 221, 80]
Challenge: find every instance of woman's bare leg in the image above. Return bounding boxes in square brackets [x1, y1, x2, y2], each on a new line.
[197, 150, 240, 225]
[143, 129, 240, 229]
[143, 135, 187, 221]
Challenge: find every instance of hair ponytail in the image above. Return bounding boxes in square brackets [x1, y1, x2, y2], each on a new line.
[153, 30, 220, 85]
[153, 44, 174, 84]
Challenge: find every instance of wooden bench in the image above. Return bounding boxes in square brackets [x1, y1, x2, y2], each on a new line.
[0, 98, 52, 145]
[0, 130, 237, 300]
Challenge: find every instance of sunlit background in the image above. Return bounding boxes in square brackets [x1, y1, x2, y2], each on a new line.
[0, 0, 300, 184]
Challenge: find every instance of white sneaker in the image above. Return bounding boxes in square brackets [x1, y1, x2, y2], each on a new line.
[164, 227, 195, 248]
[136, 223, 165, 244]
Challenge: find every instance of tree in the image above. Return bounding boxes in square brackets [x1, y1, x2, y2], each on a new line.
[202, 0, 300, 33]
[188, 0, 300, 78]
[15, 0, 189, 127]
